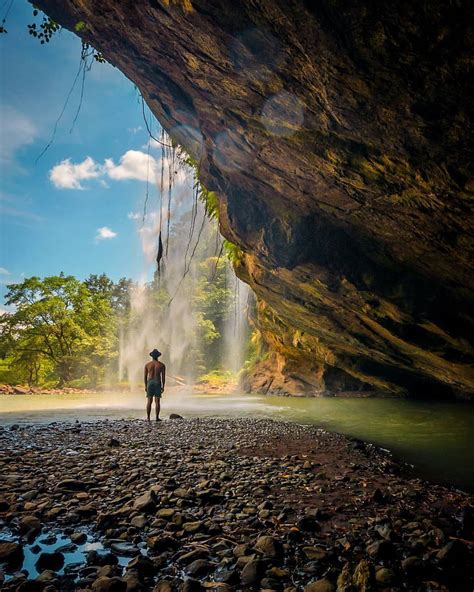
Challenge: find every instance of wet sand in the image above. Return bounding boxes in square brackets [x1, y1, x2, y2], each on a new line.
[0, 418, 473, 591]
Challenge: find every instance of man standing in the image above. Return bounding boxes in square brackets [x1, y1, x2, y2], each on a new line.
[144, 349, 166, 421]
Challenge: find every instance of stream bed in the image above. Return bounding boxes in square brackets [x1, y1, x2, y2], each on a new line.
[0, 391, 473, 490]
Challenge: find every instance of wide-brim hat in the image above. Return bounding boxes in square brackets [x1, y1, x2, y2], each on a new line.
[149, 349, 162, 358]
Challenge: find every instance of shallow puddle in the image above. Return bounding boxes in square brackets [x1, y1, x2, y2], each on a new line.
[0, 528, 144, 580]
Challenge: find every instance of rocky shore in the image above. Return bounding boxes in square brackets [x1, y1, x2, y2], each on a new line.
[0, 385, 105, 396]
[0, 418, 472, 591]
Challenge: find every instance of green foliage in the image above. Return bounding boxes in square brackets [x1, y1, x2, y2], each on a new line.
[27, 11, 60, 44]
[197, 369, 234, 385]
[241, 329, 268, 375]
[177, 153, 219, 220]
[177, 149, 247, 266]
[200, 187, 219, 220]
[0, 273, 121, 386]
[223, 240, 244, 265]
[0, 212, 252, 387]
[23, 8, 106, 63]
[0, 357, 22, 384]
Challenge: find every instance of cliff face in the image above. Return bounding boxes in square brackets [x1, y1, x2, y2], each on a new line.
[35, 0, 474, 399]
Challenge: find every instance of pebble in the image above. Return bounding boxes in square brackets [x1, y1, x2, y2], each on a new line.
[304, 578, 335, 592]
[0, 418, 472, 591]
[36, 551, 64, 572]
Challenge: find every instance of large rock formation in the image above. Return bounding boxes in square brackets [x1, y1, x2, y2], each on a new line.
[35, 0, 474, 398]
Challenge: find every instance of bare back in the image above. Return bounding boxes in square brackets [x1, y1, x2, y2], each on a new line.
[145, 360, 165, 381]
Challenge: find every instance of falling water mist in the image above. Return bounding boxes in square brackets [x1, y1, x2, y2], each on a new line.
[223, 270, 250, 374]
[118, 134, 251, 390]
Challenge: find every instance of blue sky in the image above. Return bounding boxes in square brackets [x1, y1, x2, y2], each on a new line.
[0, 1, 178, 308]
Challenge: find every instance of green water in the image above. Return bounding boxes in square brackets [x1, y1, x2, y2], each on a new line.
[0, 390, 472, 490]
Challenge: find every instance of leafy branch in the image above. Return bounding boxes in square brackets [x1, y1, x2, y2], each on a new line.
[27, 8, 60, 43]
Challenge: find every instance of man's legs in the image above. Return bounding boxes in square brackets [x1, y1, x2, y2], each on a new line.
[146, 396, 152, 421]
[155, 396, 161, 421]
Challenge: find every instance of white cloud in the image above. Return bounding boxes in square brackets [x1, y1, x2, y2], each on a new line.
[47, 148, 189, 191]
[105, 150, 157, 182]
[0, 106, 37, 166]
[96, 226, 118, 241]
[50, 156, 102, 189]
[128, 211, 141, 220]
[0, 268, 9, 275]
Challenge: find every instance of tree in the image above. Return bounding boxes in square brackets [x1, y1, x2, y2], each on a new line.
[1, 273, 116, 386]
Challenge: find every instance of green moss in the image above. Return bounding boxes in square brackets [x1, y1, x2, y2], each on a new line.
[197, 369, 234, 385]
[223, 240, 244, 265]
[200, 187, 219, 219]
[178, 149, 221, 219]
[390, 188, 442, 210]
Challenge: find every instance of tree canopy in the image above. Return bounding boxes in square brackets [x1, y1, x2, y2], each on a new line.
[1, 273, 119, 386]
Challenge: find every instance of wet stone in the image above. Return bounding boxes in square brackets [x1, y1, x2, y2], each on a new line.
[297, 515, 320, 532]
[186, 559, 214, 577]
[255, 535, 281, 558]
[19, 515, 42, 536]
[57, 479, 91, 491]
[183, 521, 202, 533]
[156, 508, 175, 520]
[401, 556, 423, 574]
[126, 555, 156, 576]
[0, 541, 24, 566]
[304, 578, 335, 592]
[154, 581, 173, 592]
[352, 559, 373, 590]
[375, 566, 396, 585]
[241, 558, 262, 586]
[71, 532, 87, 545]
[36, 569, 56, 583]
[436, 540, 468, 564]
[130, 515, 147, 529]
[303, 546, 327, 560]
[133, 490, 156, 514]
[366, 539, 394, 560]
[36, 551, 65, 572]
[92, 575, 127, 592]
[121, 572, 142, 592]
[180, 578, 202, 592]
[1, 418, 473, 592]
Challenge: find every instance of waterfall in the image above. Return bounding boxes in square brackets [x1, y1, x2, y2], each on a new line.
[223, 270, 250, 375]
[118, 134, 251, 388]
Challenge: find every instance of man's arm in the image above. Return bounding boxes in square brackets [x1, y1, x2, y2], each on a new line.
[161, 364, 166, 392]
[144, 365, 148, 391]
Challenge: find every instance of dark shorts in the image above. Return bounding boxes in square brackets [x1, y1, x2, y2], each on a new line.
[146, 379, 162, 398]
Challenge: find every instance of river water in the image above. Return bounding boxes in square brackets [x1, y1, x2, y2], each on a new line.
[0, 391, 472, 491]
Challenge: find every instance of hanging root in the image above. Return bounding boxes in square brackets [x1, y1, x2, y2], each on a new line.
[140, 97, 173, 148]
[142, 136, 151, 225]
[168, 209, 207, 306]
[69, 44, 94, 133]
[36, 47, 87, 163]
